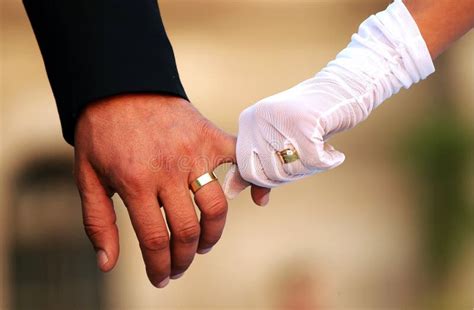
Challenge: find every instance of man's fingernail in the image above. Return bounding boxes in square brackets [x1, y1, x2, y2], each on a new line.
[197, 247, 213, 254]
[259, 192, 270, 206]
[96, 250, 108, 268]
[170, 272, 185, 280]
[157, 277, 170, 288]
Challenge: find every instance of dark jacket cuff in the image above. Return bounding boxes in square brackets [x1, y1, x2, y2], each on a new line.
[24, 0, 188, 145]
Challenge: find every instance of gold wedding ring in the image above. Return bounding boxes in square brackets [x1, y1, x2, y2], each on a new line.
[190, 171, 218, 193]
[277, 147, 300, 164]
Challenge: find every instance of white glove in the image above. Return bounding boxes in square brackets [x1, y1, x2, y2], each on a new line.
[224, 0, 435, 198]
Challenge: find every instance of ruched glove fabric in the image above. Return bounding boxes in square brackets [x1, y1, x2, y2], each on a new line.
[224, 0, 435, 197]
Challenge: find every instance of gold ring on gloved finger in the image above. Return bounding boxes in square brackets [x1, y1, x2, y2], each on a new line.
[277, 147, 299, 164]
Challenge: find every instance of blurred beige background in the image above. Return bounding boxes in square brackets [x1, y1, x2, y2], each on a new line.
[1, 0, 473, 309]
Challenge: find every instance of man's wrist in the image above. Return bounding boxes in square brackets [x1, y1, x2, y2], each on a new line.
[75, 94, 190, 144]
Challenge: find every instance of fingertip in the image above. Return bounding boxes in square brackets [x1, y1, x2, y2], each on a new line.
[197, 247, 213, 255]
[96, 250, 109, 271]
[94, 227, 120, 272]
[321, 143, 346, 168]
[329, 151, 345, 169]
[170, 272, 185, 280]
[152, 276, 170, 289]
[223, 165, 250, 199]
[251, 186, 271, 207]
[96, 247, 118, 272]
[257, 191, 270, 206]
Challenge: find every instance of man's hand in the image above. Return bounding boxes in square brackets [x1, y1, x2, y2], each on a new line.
[74, 94, 235, 288]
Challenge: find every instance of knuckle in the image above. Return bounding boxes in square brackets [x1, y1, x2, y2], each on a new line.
[82, 211, 117, 241]
[74, 169, 91, 194]
[253, 99, 272, 120]
[121, 169, 146, 188]
[174, 223, 200, 244]
[83, 221, 109, 242]
[197, 119, 219, 139]
[114, 159, 146, 181]
[196, 119, 227, 151]
[203, 196, 228, 221]
[141, 234, 170, 253]
[115, 172, 151, 197]
[239, 106, 254, 125]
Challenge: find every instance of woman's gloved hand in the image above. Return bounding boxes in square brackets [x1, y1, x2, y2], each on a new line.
[224, 0, 435, 200]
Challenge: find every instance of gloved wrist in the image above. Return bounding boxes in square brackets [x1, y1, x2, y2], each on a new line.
[374, 0, 435, 82]
[324, 0, 435, 112]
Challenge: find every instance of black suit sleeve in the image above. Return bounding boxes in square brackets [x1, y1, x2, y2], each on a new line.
[23, 0, 188, 145]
